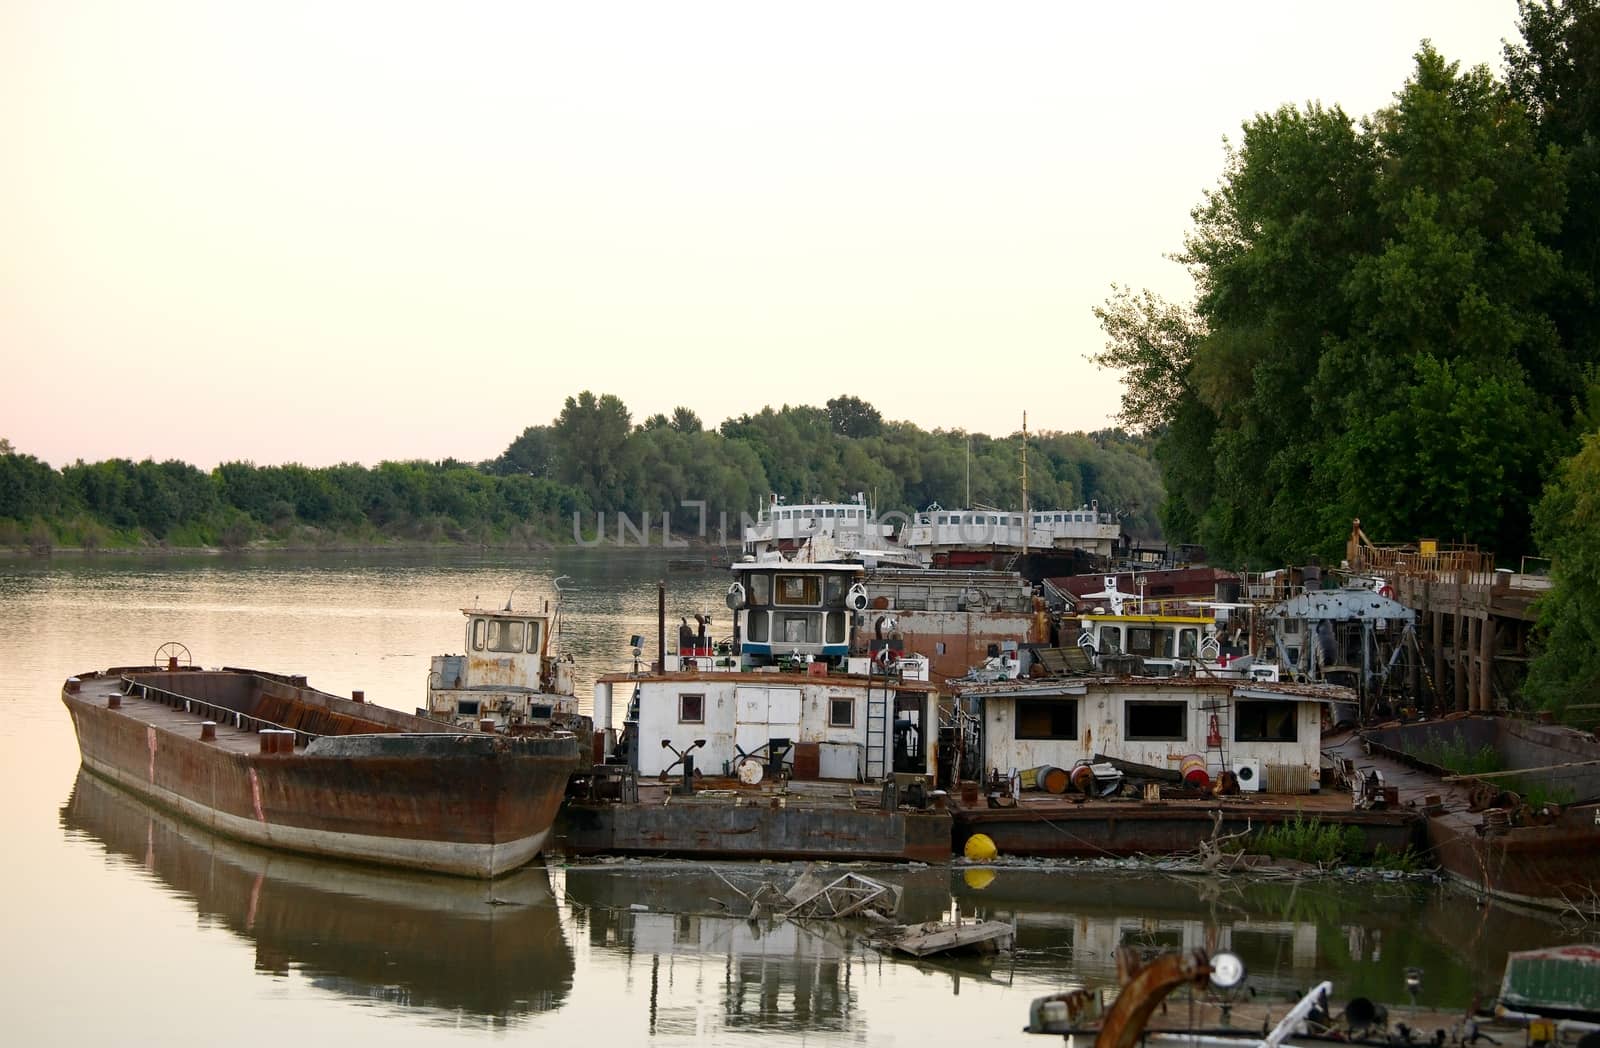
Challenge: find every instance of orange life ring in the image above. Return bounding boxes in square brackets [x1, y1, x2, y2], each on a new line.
[874, 647, 899, 668]
[1379, 584, 1395, 599]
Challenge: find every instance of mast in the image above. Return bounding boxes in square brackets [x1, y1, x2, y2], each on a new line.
[964, 435, 971, 507]
[1021, 411, 1029, 556]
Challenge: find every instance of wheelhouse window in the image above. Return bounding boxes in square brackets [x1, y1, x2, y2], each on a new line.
[828, 696, 854, 727]
[1235, 701, 1298, 742]
[781, 613, 819, 643]
[1125, 701, 1187, 741]
[1126, 628, 1173, 658]
[747, 612, 770, 642]
[775, 574, 821, 606]
[1015, 698, 1078, 740]
[678, 693, 705, 723]
[487, 619, 524, 653]
[825, 612, 846, 643]
[748, 575, 770, 605]
[824, 575, 846, 605]
[471, 618, 486, 650]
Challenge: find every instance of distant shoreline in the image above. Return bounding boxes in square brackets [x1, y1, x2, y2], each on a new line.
[0, 534, 735, 561]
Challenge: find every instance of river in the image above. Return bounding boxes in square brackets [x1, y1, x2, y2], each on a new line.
[0, 550, 1591, 1046]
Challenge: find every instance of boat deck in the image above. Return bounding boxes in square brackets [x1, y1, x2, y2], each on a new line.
[73, 673, 283, 758]
[1323, 728, 1479, 833]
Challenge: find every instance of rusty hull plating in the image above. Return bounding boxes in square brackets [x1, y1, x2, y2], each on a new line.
[62, 666, 579, 878]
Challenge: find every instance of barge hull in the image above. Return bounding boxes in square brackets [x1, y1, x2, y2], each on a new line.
[952, 803, 1420, 859]
[65, 669, 575, 878]
[561, 801, 951, 863]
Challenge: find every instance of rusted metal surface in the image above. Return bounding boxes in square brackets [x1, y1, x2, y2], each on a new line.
[62, 667, 578, 877]
[1333, 725, 1600, 911]
[953, 794, 1419, 859]
[561, 781, 952, 863]
[61, 768, 574, 1018]
[1096, 947, 1213, 1048]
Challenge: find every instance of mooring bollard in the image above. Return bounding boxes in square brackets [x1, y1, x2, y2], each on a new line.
[200, 721, 217, 742]
[352, 690, 365, 704]
[107, 694, 121, 710]
[479, 718, 496, 733]
[65, 677, 81, 694]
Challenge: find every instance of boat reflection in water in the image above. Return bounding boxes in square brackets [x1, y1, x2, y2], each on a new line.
[59, 770, 574, 1027]
[565, 864, 952, 1037]
[952, 867, 1582, 1008]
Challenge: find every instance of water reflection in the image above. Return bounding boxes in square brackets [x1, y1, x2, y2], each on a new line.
[564, 861, 1589, 1018]
[952, 866, 1585, 1008]
[59, 770, 574, 1026]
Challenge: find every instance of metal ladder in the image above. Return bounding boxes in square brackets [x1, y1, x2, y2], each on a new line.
[865, 684, 889, 781]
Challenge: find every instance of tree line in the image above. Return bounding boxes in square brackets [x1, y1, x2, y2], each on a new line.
[0, 394, 1163, 551]
[1092, 0, 1600, 711]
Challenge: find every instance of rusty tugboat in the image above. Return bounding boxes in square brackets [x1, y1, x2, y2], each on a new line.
[62, 645, 578, 878]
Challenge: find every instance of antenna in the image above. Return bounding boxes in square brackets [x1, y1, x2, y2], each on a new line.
[504, 584, 519, 612]
[1021, 411, 1029, 557]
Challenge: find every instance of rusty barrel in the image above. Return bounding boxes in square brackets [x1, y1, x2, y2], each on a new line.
[1180, 754, 1210, 790]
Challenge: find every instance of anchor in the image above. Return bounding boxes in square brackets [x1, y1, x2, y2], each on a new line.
[659, 738, 706, 795]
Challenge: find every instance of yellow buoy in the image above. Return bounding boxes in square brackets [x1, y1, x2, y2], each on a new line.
[962, 867, 996, 891]
[962, 832, 998, 862]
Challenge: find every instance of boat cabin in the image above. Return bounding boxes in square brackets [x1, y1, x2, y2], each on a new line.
[964, 676, 1329, 794]
[595, 664, 937, 783]
[426, 605, 581, 732]
[905, 503, 1121, 560]
[742, 492, 900, 563]
[728, 562, 867, 666]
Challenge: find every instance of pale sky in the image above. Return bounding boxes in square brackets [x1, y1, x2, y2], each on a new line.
[2, 1, 1518, 469]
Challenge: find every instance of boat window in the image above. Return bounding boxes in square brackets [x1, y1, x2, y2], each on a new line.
[487, 619, 524, 653]
[775, 574, 821, 606]
[1125, 701, 1187, 741]
[824, 575, 845, 604]
[1097, 627, 1121, 655]
[471, 617, 485, 650]
[824, 508, 836, 518]
[826, 612, 845, 643]
[1015, 698, 1078, 740]
[526, 620, 542, 655]
[829, 696, 854, 727]
[1178, 629, 1198, 658]
[749, 575, 770, 605]
[1235, 701, 1297, 742]
[457, 699, 480, 716]
[748, 611, 770, 642]
[678, 693, 704, 723]
[1283, 619, 1301, 636]
[1126, 628, 1157, 657]
[782, 614, 818, 643]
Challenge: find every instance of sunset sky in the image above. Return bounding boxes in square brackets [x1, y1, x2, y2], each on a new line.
[2, 1, 1517, 469]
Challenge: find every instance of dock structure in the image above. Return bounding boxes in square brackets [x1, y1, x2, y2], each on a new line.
[1343, 521, 1550, 713]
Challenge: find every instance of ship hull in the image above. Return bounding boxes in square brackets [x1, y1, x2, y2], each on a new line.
[63, 667, 576, 878]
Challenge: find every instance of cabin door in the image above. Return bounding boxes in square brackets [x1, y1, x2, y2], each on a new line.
[734, 686, 801, 761]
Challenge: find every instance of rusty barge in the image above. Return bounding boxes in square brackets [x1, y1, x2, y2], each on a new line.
[63, 661, 578, 878]
[1336, 716, 1600, 912]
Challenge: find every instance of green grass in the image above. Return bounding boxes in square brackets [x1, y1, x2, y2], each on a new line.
[1240, 814, 1366, 866]
[1408, 736, 1502, 775]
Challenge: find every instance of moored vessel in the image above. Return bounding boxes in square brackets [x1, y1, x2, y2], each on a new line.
[63, 654, 577, 878]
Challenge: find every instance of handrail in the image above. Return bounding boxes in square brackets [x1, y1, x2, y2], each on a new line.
[120, 674, 321, 749]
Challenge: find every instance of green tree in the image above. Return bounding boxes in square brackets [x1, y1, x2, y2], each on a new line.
[826, 395, 884, 438]
[1526, 428, 1600, 712]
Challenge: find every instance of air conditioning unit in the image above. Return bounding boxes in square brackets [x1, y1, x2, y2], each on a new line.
[1235, 758, 1264, 793]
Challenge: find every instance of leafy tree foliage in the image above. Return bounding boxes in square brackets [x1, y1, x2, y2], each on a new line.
[1099, 36, 1584, 564]
[1526, 427, 1600, 712]
[826, 395, 884, 438]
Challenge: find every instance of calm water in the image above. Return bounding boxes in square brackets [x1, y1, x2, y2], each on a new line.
[1, 550, 1591, 1047]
